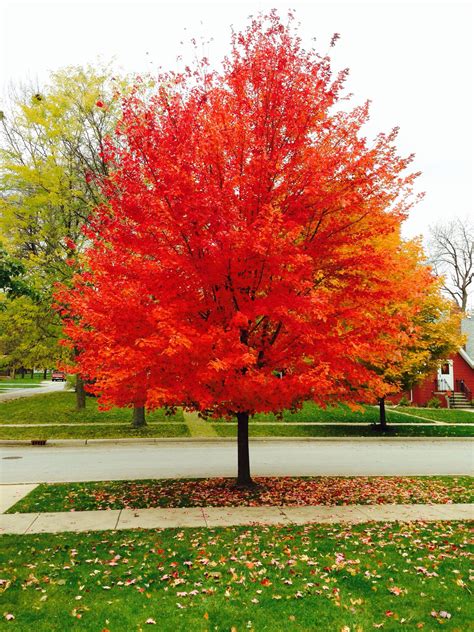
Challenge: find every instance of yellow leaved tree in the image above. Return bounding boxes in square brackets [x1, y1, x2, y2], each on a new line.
[0, 65, 129, 404]
[377, 280, 464, 428]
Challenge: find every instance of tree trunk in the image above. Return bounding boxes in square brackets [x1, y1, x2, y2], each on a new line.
[132, 405, 147, 427]
[379, 397, 387, 430]
[236, 412, 254, 487]
[21, 368, 25, 379]
[30, 368, 34, 379]
[11, 368, 16, 379]
[43, 368, 47, 380]
[76, 375, 86, 410]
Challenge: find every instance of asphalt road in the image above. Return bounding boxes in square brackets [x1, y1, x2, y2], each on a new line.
[0, 381, 66, 402]
[1, 439, 472, 483]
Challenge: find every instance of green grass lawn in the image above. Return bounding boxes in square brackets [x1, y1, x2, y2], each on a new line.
[0, 391, 184, 424]
[8, 476, 473, 513]
[1, 394, 472, 440]
[252, 402, 383, 423]
[0, 391, 188, 439]
[391, 408, 474, 423]
[1, 522, 471, 631]
[214, 401, 473, 424]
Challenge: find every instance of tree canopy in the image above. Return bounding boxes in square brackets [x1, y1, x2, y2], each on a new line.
[58, 13, 438, 483]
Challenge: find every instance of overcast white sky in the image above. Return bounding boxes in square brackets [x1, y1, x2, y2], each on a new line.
[0, 0, 472, 242]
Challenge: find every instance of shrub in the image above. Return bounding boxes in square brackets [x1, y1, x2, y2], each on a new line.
[426, 396, 441, 408]
[397, 395, 411, 407]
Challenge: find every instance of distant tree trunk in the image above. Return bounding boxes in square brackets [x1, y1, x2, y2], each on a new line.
[21, 367, 25, 379]
[76, 375, 86, 410]
[30, 368, 34, 379]
[11, 368, 16, 379]
[43, 368, 47, 380]
[379, 397, 387, 430]
[236, 411, 254, 487]
[132, 405, 146, 427]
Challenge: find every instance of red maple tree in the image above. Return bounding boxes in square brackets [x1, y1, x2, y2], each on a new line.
[59, 12, 434, 485]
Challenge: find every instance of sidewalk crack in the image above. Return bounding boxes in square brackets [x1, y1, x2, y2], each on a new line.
[24, 513, 40, 534]
[114, 509, 122, 531]
[201, 507, 209, 527]
[279, 506, 294, 524]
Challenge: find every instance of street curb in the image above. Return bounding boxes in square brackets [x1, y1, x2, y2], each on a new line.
[1, 436, 473, 447]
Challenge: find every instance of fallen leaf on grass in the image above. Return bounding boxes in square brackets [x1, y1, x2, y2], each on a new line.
[440, 611, 451, 620]
[0, 579, 11, 592]
[388, 586, 404, 596]
[51, 475, 472, 512]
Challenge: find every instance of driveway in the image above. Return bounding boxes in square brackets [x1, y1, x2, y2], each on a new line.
[0, 381, 66, 402]
[1, 439, 472, 483]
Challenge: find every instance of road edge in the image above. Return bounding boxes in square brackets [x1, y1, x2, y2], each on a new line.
[1, 436, 473, 447]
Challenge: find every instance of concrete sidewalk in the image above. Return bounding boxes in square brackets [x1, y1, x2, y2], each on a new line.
[1, 503, 472, 535]
[0, 483, 38, 513]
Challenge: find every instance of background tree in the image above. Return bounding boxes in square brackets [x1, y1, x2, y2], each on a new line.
[375, 282, 463, 428]
[0, 65, 126, 406]
[0, 294, 66, 377]
[59, 12, 435, 486]
[428, 218, 473, 312]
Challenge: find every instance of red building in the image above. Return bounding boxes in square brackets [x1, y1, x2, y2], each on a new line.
[399, 316, 474, 408]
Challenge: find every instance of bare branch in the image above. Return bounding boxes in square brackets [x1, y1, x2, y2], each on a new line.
[428, 217, 474, 311]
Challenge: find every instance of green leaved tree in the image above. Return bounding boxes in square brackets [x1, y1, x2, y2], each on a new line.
[0, 65, 126, 406]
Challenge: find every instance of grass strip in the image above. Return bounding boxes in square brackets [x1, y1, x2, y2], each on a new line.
[2, 424, 473, 440]
[212, 424, 474, 438]
[0, 424, 190, 440]
[8, 475, 473, 513]
[0, 392, 184, 425]
[1, 423, 473, 440]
